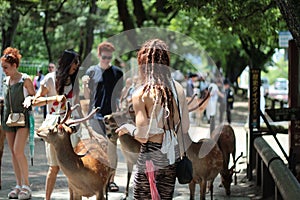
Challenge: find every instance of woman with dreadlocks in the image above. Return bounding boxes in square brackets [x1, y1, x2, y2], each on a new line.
[116, 39, 190, 199]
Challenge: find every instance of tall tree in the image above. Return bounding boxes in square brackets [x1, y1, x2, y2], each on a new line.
[275, 0, 300, 47]
[168, 0, 284, 83]
[1, 0, 36, 52]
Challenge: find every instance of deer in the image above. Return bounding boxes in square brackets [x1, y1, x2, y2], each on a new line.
[103, 105, 139, 199]
[211, 124, 243, 196]
[37, 102, 113, 200]
[178, 131, 223, 200]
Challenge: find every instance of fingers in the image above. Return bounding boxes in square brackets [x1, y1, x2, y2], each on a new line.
[23, 96, 33, 108]
[82, 75, 90, 84]
[116, 125, 128, 136]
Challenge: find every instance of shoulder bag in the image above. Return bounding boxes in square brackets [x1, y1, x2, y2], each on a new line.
[6, 83, 25, 127]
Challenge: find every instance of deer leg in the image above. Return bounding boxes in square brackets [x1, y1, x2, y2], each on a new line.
[210, 180, 214, 200]
[200, 180, 207, 200]
[188, 180, 196, 200]
[96, 193, 106, 200]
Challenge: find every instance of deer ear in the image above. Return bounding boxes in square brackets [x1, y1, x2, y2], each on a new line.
[70, 124, 80, 133]
[229, 165, 235, 174]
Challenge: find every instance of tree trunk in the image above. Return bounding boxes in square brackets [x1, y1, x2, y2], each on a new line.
[116, 0, 138, 49]
[1, 9, 19, 52]
[43, 10, 52, 62]
[275, 0, 300, 48]
[84, 0, 97, 59]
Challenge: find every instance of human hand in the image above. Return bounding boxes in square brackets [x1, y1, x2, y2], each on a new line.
[116, 123, 136, 136]
[56, 95, 66, 103]
[82, 75, 90, 85]
[23, 96, 33, 108]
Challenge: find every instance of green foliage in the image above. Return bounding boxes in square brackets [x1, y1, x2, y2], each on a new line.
[0, 0, 295, 86]
[262, 57, 288, 84]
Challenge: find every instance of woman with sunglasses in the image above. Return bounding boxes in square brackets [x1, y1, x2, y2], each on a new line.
[25, 49, 81, 200]
[1, 47, 35, 199]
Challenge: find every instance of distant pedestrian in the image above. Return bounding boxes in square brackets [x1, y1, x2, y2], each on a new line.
[47, 63, 56, 73]
[186, 73, 198, 124]
[224, 79, 234, 124]
[186, 73, 198, 97]
[33, 70, 44, 114]
[206, 81, 224, 133]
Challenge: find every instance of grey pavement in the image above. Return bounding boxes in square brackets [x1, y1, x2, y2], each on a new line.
[0, 99, 281, 200]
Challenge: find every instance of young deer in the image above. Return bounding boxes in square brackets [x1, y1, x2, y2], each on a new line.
[211, 124, 243, 196]
[37, 102, 113, 200]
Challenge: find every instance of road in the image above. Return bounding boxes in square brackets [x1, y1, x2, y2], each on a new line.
[0, 99, 285, 199]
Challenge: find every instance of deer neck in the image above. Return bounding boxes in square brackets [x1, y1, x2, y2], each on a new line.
[53, 137, 83, 170]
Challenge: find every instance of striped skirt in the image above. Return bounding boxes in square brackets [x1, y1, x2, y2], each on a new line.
[133, 141, 179, 200]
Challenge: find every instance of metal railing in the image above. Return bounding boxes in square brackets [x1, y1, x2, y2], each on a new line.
[254, 137, 300, 199]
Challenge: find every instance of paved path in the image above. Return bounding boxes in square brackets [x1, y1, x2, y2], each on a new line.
[0, 99, 274, 200]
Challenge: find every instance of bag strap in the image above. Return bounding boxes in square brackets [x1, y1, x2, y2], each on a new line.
[172, 80, 187, 157]
[8, 78, 13, 114]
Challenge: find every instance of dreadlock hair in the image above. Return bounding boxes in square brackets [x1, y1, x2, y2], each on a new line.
[55, 49, 80, 96]
[137, 38, 176, 130]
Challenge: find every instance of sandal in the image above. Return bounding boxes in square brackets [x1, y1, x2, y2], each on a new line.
[18, 185, 32, 200]
[108, 182, 119, 192]
[8, 185, 21, 199]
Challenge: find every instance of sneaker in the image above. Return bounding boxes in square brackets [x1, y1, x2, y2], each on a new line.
[18, 185, 32, 200]
[8, 185, 21, 199]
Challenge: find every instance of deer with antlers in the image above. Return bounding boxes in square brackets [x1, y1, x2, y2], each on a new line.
[211, 124, 243, 196]
[37, 102, 113, 200]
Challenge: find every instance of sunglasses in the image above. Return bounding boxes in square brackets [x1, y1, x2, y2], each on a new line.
[2, 54, 16, 64]
[101, 55, 112, 60]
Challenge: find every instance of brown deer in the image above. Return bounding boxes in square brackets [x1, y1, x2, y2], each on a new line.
[179, 132, 223, 200]
[103, 107, 139, 199]
[211, 124, 243, 196]
[37, 102, 113, 200]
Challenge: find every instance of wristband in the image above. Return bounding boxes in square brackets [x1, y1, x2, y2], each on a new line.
[131, 128, 136, 137]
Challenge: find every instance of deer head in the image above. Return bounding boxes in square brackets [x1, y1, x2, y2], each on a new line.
[37, 102, 99, 143]
[103, 104, 135, 139]
[220, 152, 243, 195]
